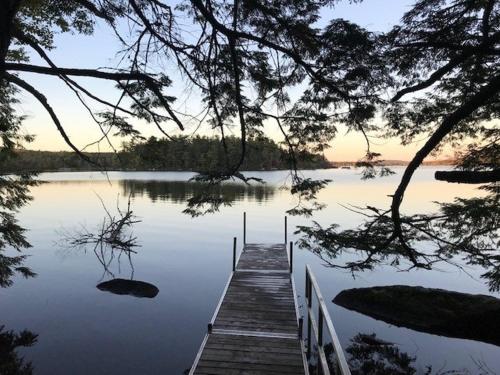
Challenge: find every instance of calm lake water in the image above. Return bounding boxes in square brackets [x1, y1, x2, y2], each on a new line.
[1, 168, 498, 374]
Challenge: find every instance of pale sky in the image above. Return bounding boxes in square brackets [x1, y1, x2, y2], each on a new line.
[16, 0, 453, 161]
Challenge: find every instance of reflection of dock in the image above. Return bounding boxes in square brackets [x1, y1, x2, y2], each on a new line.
[189, 215, 352, 375]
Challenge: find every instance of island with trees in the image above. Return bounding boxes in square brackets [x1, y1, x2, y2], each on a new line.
[1, 136, 330, 173]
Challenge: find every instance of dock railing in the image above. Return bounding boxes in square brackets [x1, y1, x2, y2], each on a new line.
[205, 213, 296, 345]
[198, 212, 351, 375]
[305, 265, 351, 375]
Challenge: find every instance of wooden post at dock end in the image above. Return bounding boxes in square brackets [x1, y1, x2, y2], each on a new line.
[284, 216, 287, 244]
[243, 212, 247, 244]
[232, 237, 237, 272]
[289, 241, 293, 273]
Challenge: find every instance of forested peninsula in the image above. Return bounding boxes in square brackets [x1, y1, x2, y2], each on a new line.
[1, 136, 330, 173]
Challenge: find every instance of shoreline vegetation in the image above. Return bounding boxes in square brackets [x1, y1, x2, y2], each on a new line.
[1, 136, 328, 173]
[0, 136, 455, 174]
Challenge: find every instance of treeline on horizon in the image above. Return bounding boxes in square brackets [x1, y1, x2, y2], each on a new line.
[0, 136, 330, 173]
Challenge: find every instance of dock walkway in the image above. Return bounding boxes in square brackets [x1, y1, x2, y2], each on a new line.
[189, 243, 307, 374]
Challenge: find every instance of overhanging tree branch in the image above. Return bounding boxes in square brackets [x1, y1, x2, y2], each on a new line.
[191, 0, 351, 101]
[73, 0, 115, 24]
[13, 29, 136, 117]
[391, 74, 500, 255]
[4, 62, 185, 130]
[5, 72, 96, 165]
[391, 57, 466, 102]
[391, 32, 500, 102]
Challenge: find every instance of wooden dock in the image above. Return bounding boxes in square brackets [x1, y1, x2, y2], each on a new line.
[189, 243, 307, 374]
[189, 214, 352, 375]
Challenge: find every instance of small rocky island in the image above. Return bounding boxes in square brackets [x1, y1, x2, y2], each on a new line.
[334, 285, 500, 346]
[97, 279, 159, 298]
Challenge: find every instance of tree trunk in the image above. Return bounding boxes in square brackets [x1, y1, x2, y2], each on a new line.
[0, 0, 22, 75]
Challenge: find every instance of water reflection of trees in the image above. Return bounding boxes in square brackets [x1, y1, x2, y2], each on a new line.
[310, 333, 495, 375]
[345, 333, 417, 375]
[0, 325, 37, 375]
[121, 180, 276, 204]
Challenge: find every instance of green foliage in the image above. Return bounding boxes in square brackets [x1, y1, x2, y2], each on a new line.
[14, 0, 95, 52]
[0, 136, 329, 174]
[355, 152, 395, 180]
[0, 325, 37, 375]
[298, 185, 500, 290]
[298, 0, 499, 288]
[0, 81, 37, 287]
[287, 178, 329, 216]
[122, 135, 329, 172]
[0, 83, 29, 153]
[383, 0, 499, 156]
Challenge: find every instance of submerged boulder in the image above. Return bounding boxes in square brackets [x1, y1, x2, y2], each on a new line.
[96, 278, 159, 298]
[333, 285, 500, 346]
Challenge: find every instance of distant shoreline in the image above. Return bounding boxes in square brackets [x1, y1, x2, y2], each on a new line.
[2, 163, 457, 175]
[329, 159, 456, 167]
[20, 163, 454, 175]
[1, 149, 456, 175]
[20, 150, 456, 167]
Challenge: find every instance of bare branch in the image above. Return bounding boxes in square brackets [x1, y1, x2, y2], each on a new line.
[5, 72, 96, 165]
[4, 62, 185, 130]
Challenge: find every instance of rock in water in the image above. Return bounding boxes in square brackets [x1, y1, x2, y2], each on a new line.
[333, 285, 500, 346]
[96, 278, 159, 298]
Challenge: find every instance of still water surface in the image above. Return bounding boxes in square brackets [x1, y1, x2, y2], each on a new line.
[1, 168, 498, 374]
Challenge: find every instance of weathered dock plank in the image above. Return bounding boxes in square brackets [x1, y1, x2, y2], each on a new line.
[214, 271, 297, 335]
[190, 243, 307, 374]
[194, 334, 305, 374]
[236, 244, 290, 271]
